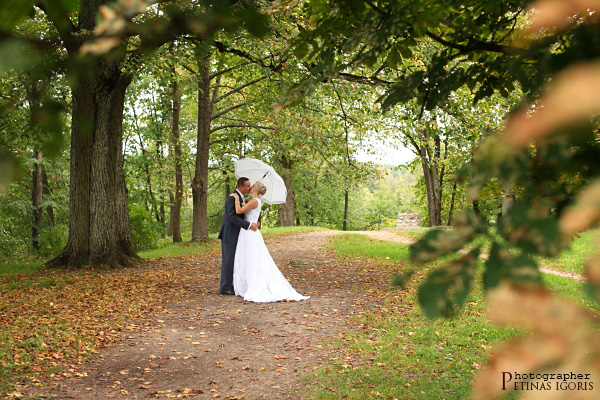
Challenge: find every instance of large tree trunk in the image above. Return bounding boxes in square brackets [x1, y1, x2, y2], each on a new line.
[407, 129, 443, 227]
[421, 157, 442, 227]
[47, 56, 139, 268]
[170, 74, 183, 243]
[32, 149, 43, 251]
[278, 171, 295, 227]
[276, 155, 295, 227]
[191, 45, 211, 242]
[419, 131, 444, 227]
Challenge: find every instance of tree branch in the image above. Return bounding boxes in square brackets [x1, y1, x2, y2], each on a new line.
[210, 124, 277, 134]
[211, 100, 255, 120]
[209, 60, 253, 80]
[214, 76, 267, 104]
[426, 31, 523, 55]
[212, 40, 285, 72]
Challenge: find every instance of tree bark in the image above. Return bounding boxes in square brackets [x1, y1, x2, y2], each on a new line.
[167, 191, 174, 237]
[410, 128, 443, 227]
[276, 154, 295, 227]
[170, 69, 183, 243]
[421, 155, 442, 227]
[157, 140, 165, 230]
[447, 180, 458, 226]
[343, 189, 349, 231]
[42, 171, 55, 226]
[47, 56, 139, 267]
[25, 78, 44, 250]
[32, 149, 43, 251]
[191, 44, 212, 242]
[278, 171, 295, 226]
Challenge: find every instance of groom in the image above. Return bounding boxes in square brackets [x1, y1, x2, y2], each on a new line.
[218, 177, 258, 295]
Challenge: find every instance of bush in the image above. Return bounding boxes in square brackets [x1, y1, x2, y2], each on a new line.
[38, 225, 68, 258]
[0, 225, 28, 260]
[129, 203, 163, 251]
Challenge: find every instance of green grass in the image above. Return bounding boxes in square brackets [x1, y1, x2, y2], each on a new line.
[392, 228, 429, 241]
[396, 227, 599, 277]
[0, 260, 46, 275]
[305, 232, 598, 400]
[139, 226, 326, 259]
[542, 272, 600, 312]
[330, 234, 410, 261]
[538, 229, 598, 275]
[260, 225, 327, 239]
[138, 239, 221, 259]
[307, 235, 523, 399]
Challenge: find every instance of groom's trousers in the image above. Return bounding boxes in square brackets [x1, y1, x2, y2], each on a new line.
[220, 240, 237, 292]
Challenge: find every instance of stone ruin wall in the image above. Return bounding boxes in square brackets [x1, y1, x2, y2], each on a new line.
[396, 213, 420, 229]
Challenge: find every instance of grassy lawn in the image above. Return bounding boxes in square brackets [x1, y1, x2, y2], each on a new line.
[306, 232, 599, 399]
[0, 261, 46, 275]
[537, 229, 598, 275]
[393, 227, 598, 276]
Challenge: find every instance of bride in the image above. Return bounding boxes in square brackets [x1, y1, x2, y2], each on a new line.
[229, 181, 310, 303]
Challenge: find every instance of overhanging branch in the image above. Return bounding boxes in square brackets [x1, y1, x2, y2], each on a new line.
[210, 124, 277, 134]
[426, 31, 523, 55]
[212, 40, 285, 72]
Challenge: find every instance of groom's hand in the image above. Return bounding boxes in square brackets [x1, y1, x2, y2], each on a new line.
[249, 222, 258, 231]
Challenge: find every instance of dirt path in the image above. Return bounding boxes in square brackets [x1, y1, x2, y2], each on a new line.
[28, 231, 392, 400]
[25, 229, 584, 399]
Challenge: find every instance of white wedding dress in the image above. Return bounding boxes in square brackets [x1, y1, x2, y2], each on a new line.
[233, 198, 310, 303]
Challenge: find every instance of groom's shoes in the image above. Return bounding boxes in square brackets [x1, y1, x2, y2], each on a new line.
[220, 289, 235, 295]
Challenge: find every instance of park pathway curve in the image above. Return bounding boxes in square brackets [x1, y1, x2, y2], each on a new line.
[28, 230, 394, 400]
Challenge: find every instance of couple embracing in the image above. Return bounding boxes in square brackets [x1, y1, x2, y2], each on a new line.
[218, 177, 309, 303]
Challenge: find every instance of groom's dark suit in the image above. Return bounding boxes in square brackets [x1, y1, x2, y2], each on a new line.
[218, 190, 250, 293]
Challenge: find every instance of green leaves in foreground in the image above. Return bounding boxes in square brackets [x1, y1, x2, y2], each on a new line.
[497, 203, 568, 258]
[417, 248, 480, 319]
[407, 209, 486, 319]
[409, 209, 485, 263]
[483, 242, 542, 290]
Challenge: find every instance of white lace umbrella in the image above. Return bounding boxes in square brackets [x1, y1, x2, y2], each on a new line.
[234, 158, 287, 205]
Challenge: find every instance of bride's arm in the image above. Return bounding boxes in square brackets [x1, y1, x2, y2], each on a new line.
[229, 194, 258, 213]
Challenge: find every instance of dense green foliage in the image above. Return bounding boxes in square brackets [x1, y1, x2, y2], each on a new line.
[0, 1, 524, 265]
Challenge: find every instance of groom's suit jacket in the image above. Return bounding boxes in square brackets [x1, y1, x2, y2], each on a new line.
[218, 190, 251, 244]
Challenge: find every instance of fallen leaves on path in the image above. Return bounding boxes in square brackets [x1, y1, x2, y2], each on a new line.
[2, 231, 407, 399]
[0, 251, 220, 396]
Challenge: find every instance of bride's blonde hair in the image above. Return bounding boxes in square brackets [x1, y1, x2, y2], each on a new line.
[254, 181, 267, 196]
